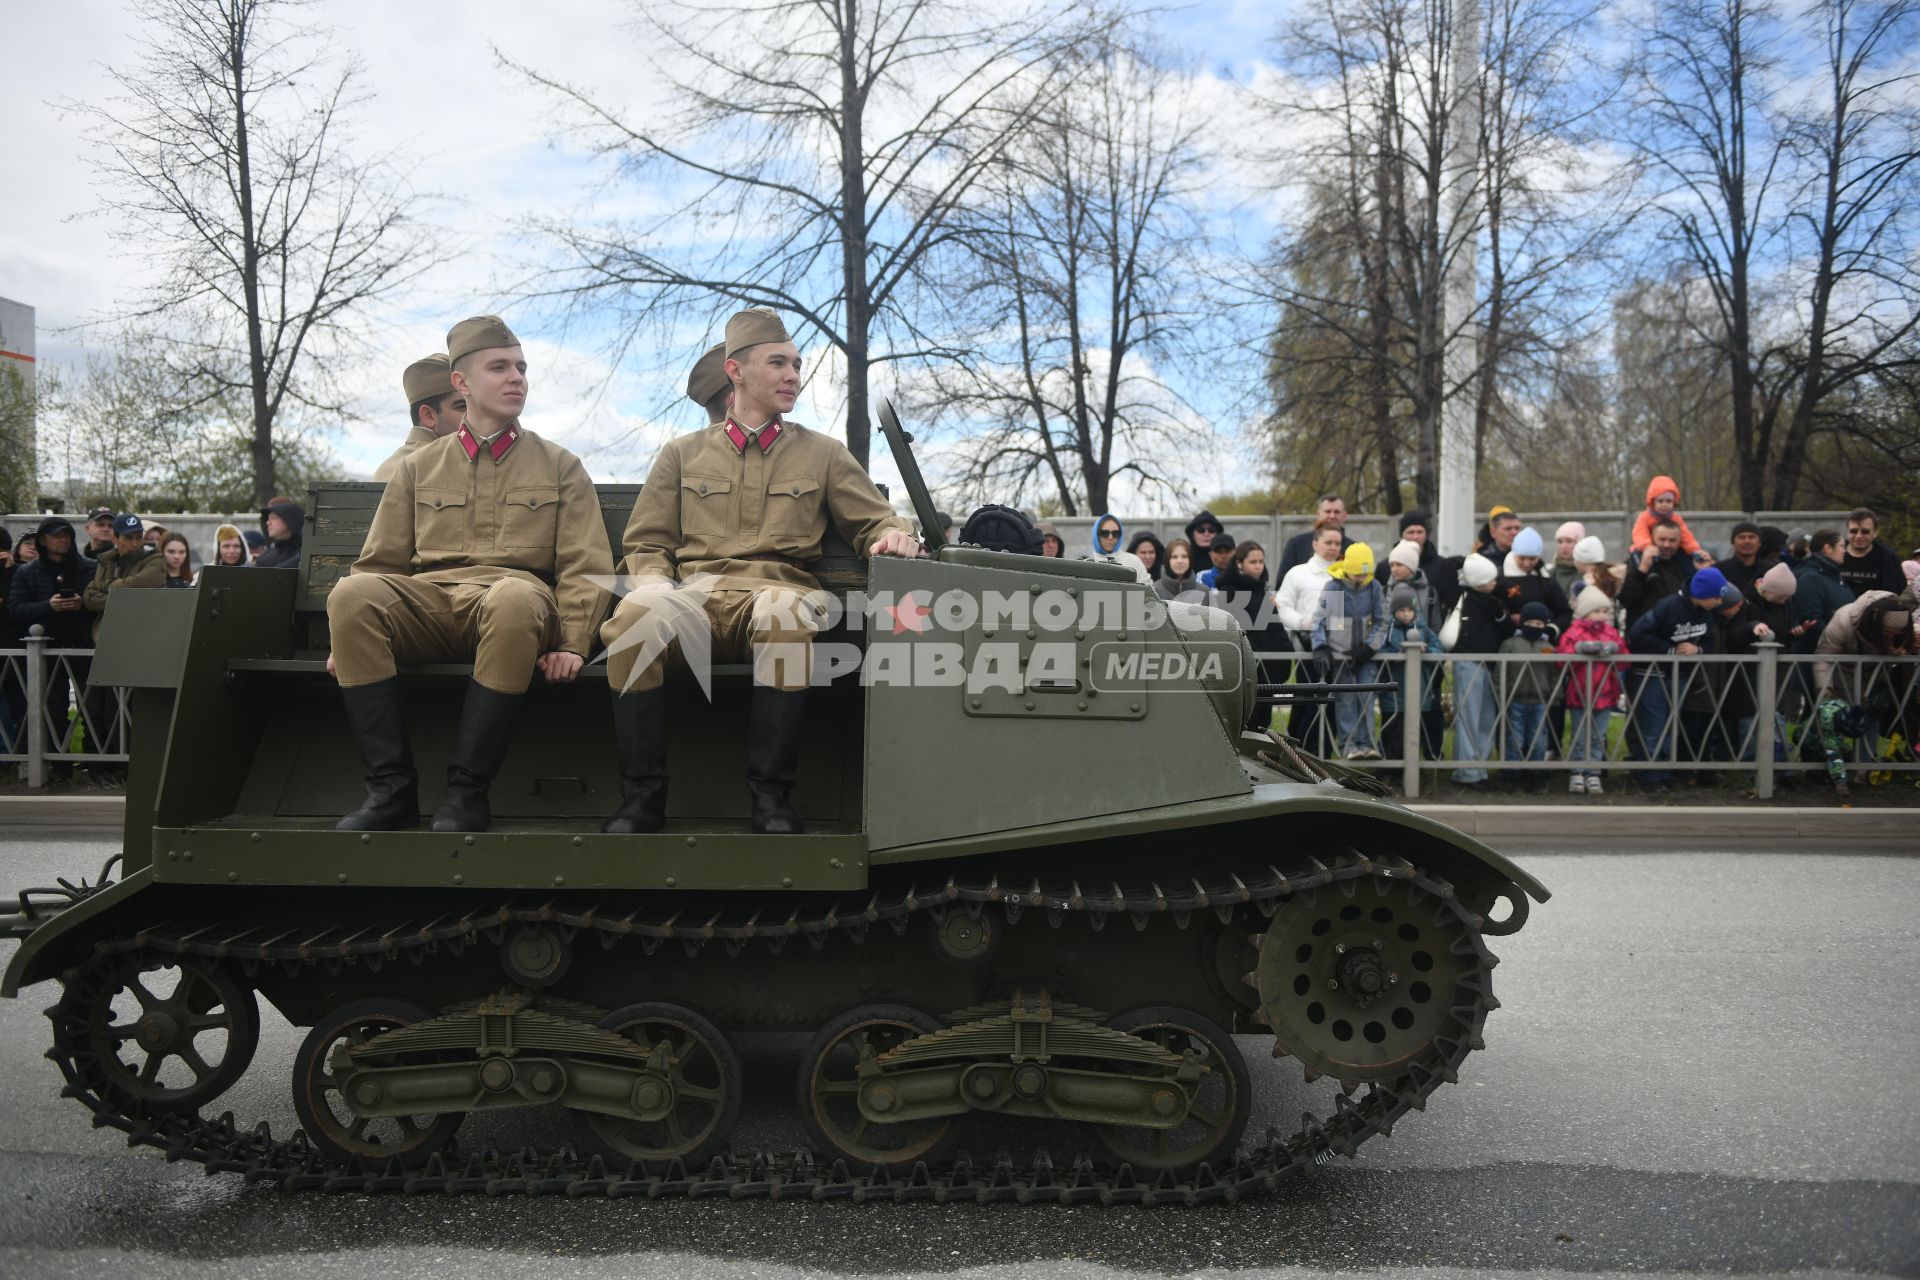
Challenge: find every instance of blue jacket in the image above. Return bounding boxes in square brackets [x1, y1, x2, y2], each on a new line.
[1627, 593, 1714, 655]
[1791, 555, 1854, 653]
[1311, 578, 1389, 656]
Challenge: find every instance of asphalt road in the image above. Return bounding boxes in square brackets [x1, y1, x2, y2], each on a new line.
[0, 831, 1914, 1279]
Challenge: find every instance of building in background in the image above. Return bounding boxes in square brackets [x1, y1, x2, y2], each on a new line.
[0, 297, 36, 511]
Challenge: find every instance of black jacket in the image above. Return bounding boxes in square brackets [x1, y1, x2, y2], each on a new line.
[1718, 553, 1778, 599]
[1619, 549, 1693, 628]
[1453, 588, 1513, 655]
[1495, 565, 1572, 633]
[254, 500, 306, 570]
[1837, 540, 1905, 597]
[1792, 555, 1855, 653]
[6, 550, 97, 646]
[1213, 565, 1295, 684]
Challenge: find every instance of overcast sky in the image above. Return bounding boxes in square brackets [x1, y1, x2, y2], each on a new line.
[1, 1, 1289, 507]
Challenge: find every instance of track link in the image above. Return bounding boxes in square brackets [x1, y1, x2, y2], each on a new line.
[44, 851, 1501, 1204]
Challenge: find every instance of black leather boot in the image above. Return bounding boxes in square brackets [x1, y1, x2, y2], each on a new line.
[747, 686, 807, 834]
[430, 680, 522, 833]
[603, 687, 668, 833]
[336, 677, 418, 831]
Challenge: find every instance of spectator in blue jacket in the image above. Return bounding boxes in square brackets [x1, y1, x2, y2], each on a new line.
[1312, 542, 1388, 759]
[1625, 566, 1728, 793]
[1380, 583, 1442, 763]
[1792, 530, 1855, 653]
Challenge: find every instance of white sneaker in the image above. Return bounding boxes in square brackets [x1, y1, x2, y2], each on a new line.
[1586, 773, 1604, 795]
[1568, 774, 1587, 794]
[1349, 747, 1382, 760]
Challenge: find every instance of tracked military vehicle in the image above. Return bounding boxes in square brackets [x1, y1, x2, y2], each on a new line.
[0, 405, 1546, 1204]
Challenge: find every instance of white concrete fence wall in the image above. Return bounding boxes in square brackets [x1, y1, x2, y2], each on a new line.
[8, 508, 1854, 569]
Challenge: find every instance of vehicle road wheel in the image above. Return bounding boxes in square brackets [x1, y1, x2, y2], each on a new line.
[1089, 1006, 1251, 1175]
[582, 1002, 741, 1169]
[65, 952, 259, 1116]
[796, 1003, 955, 1174]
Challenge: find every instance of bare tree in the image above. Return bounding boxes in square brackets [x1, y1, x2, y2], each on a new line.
[68, 0, 435, 505]
[1768, 0, 1920, 505]
[916, 47, 1209, 515]
[1632, 0, 1788, 510]
[507, 0, 1105, 466]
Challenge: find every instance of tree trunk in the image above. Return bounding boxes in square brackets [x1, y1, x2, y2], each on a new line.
[1369, 140, 1401, 513]
[838, 0, 871, 467]
[229, 4, 274, 506]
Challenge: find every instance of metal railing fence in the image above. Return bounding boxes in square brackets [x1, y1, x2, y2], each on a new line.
[1264, 641, 1920, 798]
[0, 629, 132, 787]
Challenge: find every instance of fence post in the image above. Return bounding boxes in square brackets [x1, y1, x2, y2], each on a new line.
[1401, 640, 1423, 798]
[24, 625, 46, 789]
[1754, 641, 1779, 799]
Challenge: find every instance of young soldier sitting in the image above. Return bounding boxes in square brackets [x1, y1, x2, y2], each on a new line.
[374, 353, 467, 481]
[327, 315, 613, 833]
[600, 308, 921, 835]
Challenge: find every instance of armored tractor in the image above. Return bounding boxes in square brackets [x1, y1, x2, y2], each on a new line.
[0, 406, 1547, 1203]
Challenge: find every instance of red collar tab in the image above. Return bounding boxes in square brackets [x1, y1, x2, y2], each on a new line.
[457, 422, 520, 462]
[724, 418, 782, 454]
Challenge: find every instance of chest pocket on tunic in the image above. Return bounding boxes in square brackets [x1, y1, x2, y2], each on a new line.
[502, 486, 560, 549]
[766, 477, 821, 538]
[681, 475, 733, 537]
[416, 488, 468, 553]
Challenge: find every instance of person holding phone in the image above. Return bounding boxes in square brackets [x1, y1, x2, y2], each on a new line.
[4, 518, 96, 781]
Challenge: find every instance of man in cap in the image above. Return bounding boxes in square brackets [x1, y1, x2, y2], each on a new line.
[600, 308, 919, 836]
[82, 507, 116, 560]
[374, 354, 467, 481]
[83, 513, 166, 639]
[327, 315, 614, 834]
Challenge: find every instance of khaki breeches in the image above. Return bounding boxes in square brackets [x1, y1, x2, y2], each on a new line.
[328, 573, 557, 693]
[600, 585, 825, 693]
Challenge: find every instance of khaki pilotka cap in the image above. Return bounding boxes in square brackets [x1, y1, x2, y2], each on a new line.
[685, 342, 728, 407]
[447, 315, 521, 365]
[402, 354, 454, 406]
[723, 308, 790, 357]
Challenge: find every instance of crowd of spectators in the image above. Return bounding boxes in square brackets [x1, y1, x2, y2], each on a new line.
[1100, 491, 1920, 800]
[1, 501, 304, 781]
[4, 485, 1919, 798]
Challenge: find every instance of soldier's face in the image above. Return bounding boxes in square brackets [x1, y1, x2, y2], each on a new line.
[729, 342, 801, 416]
[418, 394, 468, 438]
[453, 346, 529, 420]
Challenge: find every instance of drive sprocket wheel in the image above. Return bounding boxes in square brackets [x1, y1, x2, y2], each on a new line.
[1255, 871, 1486, 1083]
[582, 1002, 741, 1168]
[55, 951, 259, 1116]
[1089, 1006, 1250, 1175]
[292, 998, 463, 1167]
[797, 1004, 957, 1174]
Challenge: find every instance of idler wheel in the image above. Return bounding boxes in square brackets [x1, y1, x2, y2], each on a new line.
[1088, 1006, 1250, 1175]
[1255, 873, 1482, 1083]
[292, 998, 463, 1167]
[796, 1004, 956, 1173]
[69, 953, 258, 1116]
[582, 1002, 741, 1168]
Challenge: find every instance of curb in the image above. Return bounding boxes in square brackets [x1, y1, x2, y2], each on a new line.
[1405, 803, 1914, 838]
[0, 795, 125, 827]
[0, 795, 1910, 839]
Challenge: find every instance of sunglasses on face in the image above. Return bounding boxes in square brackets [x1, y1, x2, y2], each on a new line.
[1098, 529, 1119, 540]
[1848, 528, 1873, 536]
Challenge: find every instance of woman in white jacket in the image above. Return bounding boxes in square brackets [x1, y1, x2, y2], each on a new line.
[1277, 523, 1344, 633]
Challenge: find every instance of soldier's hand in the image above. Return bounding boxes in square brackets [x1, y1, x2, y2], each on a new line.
[539, 651, 585, 683]
[326, 654, 336, 679]
[870, 530, 923, 558]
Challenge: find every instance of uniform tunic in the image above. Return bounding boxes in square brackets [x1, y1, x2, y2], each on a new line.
[372, 426, 438, 482]
[602, 420, 913, 691]
[329, 423, 613, 693]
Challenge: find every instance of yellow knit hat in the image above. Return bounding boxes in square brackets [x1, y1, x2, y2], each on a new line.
[1329, 542, 1375, 581]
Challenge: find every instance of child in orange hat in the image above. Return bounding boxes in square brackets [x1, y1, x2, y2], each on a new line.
[1629, 475, 1711, 563]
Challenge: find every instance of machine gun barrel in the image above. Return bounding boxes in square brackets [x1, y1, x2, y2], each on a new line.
[1255, 681, 1399, 705]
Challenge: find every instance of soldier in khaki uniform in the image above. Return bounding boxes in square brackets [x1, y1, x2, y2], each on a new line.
[328, 316, 614, 833]
[373, 354, 467, 481]
[600, 309, 920, 835]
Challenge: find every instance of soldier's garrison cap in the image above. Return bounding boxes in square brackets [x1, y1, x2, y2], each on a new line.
[686, 342, 729, 406]
[447, 315, 522, 365]
[724, 308, 791, 357]
[402, 354, 454, 406]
